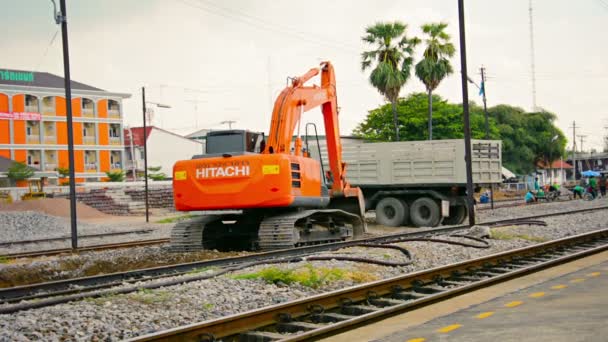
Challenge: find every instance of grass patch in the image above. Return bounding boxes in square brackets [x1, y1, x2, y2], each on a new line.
[156, 214, 194, 224]
[130, 289, 172, 305]
[0, 256, 11, 264]
[187, 266, 217, 275]
[202, 303, 214, 310]
[234, 263, 378, 288]
[490, 229, 547, 242]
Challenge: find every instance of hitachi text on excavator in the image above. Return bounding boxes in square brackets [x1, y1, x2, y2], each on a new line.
[170, 61, 366, 251]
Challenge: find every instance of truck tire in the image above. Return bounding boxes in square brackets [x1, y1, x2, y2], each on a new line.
[442, 205, 467, 225]
[410, 197, 441, 227]
[375, 197, 408, 227]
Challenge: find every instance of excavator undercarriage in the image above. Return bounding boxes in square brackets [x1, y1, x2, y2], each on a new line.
[169, 209, 364, 252]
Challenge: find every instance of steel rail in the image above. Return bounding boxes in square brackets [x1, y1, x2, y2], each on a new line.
[128, 228, 608, 341]
[1, 238, 170, 259]
[1, 205, 606, 309]
[0, 229, 154, 248]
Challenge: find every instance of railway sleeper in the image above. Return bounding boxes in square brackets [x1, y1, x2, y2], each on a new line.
[412, 285, 444, 294]
[368, 297, 407, 308]
[276, 321, 323, 334]
[310, 312, 355, 323]
[341, 304, 379, 315]
[391, 291, 428, 301]
[239, 331, 287, 342]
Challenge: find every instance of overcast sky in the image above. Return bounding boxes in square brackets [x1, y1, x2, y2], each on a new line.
[2, 0, 607, 150]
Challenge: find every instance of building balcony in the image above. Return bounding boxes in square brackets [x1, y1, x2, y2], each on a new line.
[44, 163, 57, 172]
[109, 136, 121, 145]
[25, 105, 39, 113]
[82, 109, 95, 118]
[110, 162, 122, 172]
[108, 109, 121, 119]
[26, 135, 41, 144]
[41, 107, 55, 116]
[44, 136, 57, 144]
[85, 163, 98, 172]
[83, 136, 96, 145]
[27, 163, 41, 170]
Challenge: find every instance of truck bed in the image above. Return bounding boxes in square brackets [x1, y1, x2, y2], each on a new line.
[310, 139, 502, 186]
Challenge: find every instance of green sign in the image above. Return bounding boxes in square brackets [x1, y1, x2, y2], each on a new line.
[0, 70, 34, 82]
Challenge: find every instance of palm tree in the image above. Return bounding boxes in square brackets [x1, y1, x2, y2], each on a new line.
[361, 22, 420, 141]
[415, 22, 455, 140]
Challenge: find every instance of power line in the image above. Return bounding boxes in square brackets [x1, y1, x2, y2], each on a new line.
[175, 0, 359, 53]
[34, 29, 59, 72]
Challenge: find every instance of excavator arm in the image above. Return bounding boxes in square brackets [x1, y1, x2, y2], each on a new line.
[264, 62, 349, 195]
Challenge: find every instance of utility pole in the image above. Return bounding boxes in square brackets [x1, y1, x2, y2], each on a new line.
[479, 66, 494, 209]
[142, 87, 150, 223]
[458, 0, 475, 226]
[221, 120, 236, 129]
[52, 0, 78, 250]
[528, 0, 538, 110]
[569, 121, 578, 180]
[578, 134, 587, 155]
[480, 66, 489, 139]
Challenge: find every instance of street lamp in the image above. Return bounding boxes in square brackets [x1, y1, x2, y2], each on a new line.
[141, 86, 171, 223]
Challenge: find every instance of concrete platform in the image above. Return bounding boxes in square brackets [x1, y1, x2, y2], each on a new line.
[324, 251, 608, 342]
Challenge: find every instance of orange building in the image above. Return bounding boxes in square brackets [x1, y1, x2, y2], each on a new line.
[0, 68, 130, 184]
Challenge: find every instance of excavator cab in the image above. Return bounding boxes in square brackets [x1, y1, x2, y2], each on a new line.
[203, 130, 265, 155]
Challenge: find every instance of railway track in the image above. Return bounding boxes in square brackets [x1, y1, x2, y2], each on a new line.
[128, 227, 608, 342]
[1, 238, 170, 259]
[0, 229, 155, 249]
[1, 205, 606, 315]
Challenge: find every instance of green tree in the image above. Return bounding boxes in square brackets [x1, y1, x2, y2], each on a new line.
[353, 93, 498, 142]
[361, 21, 420, 141]
[415, 22, 455, 140]
[105, 170, 125, 182]
[56, 167, 70, 178]
[353, 93, 566, 175]
[7, 162, 34, 182]
[147, 166, 167, 181]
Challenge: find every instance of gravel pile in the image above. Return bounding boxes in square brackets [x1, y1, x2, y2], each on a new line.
[0, 211, 173, 253]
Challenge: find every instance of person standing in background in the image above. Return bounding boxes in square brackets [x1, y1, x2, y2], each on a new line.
[600, 175, 607, 198]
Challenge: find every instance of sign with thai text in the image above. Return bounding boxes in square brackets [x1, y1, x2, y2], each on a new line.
[0, 112, 42, 121]
[0, 70, 34, 82]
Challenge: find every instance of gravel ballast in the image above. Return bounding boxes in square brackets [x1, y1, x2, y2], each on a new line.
[0, 199, 607, 341]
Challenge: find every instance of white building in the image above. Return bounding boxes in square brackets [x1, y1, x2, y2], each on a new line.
[124, 126, 204, 179]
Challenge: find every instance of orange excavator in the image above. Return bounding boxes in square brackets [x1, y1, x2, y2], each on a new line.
[170, 62, 366, 251]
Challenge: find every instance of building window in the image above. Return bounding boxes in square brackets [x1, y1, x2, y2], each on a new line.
[108, 100, 120, 118]
[82, 98, 95, 117]
[25, 94, 39, 112]
[41, 96, 55, 115]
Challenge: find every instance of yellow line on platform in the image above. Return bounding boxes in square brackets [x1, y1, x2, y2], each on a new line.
[529, 292, 545, 298]
[551, 284, 567, 290]
[505, 301, 523, 308]
[437, 324, 462, 333]
[475, 311, 495, 319]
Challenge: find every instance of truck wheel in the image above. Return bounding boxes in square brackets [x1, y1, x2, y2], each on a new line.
[410, 197, 441, 227]
[442, 205, 467, 225]
[375, 197, 408, 227]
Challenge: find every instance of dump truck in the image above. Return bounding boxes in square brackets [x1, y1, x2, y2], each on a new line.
[308, 139, 502, 227]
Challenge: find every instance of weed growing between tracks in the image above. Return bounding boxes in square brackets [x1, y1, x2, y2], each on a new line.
[156, 214, 195, 224]
[490, 229, 547, 242]
[233, 263, 377, 288]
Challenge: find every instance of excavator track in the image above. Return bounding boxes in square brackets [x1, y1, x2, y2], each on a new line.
[257, 209, 365, 251]
[168, 215, 219, 252]
[169, 210, 364, 252]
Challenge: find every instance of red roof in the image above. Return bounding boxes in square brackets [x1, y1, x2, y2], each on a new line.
[123, 127, 153, 147]
[538, 160, 573, 169]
